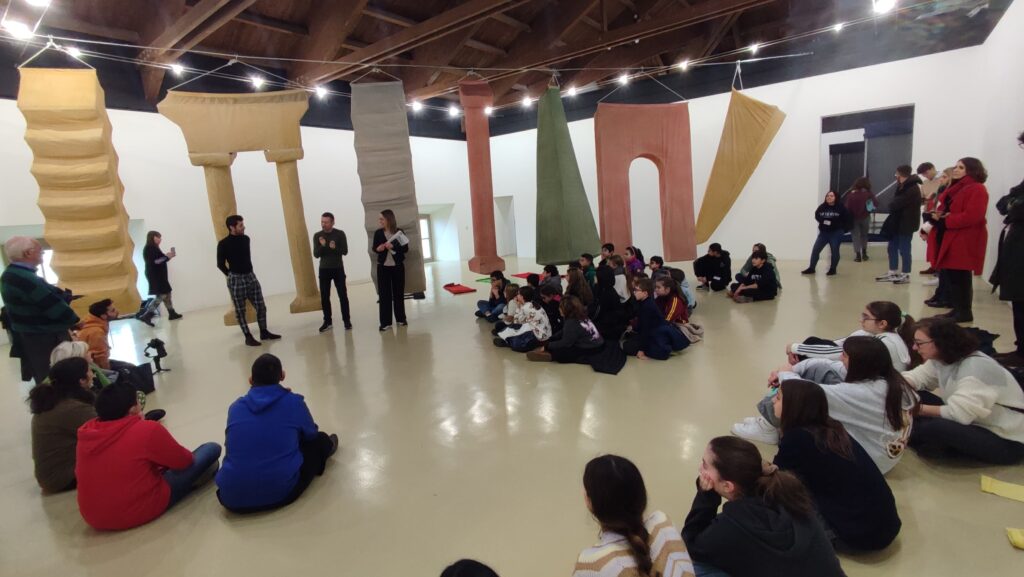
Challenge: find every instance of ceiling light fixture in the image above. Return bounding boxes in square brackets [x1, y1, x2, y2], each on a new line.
[2, 20, 34, 40]
[749, 43, 760, 55]
[314, 86, 327, 99]
[449, 105, 459, 117]
[522, 96, 532, 108]
[833, 22, 845, 32]
[618, 73, 629, 85]
[170, 63, 184, 76]
[873, 0, 897, 14]
[678, 59, 689, 71]
[66, 46, 82, 58]
[566, 86, 577, 96]
[250, 76, 264, 88]
[484, 106, 493, 115]
[411, 101, 423, 112]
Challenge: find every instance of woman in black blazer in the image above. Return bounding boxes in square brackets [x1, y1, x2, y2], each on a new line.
[373, 209, 409, 331]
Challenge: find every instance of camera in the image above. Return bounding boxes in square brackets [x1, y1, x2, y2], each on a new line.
[144, 338, 170, 373]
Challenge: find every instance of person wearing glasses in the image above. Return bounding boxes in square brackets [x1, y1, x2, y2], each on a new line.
[904, 317, 1024, 464]
[783, 301, 917, 371]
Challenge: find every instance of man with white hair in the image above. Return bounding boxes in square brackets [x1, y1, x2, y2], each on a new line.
[1, 236, 79, 383]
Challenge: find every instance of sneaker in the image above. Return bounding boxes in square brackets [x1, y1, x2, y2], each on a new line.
[143, 409, 166, 422]
[731, 416, 779, 445]
[493, 337, 509, 348]
[397, 321, 408, 326]
[893, 273, 911, 285]
[328, 433, 339, 457]
[319, 322, 333, 333]
[875, 272, 898, 282]
[379, 325, 392, 332]
[260, 331, 281, 340]
[245, 335, 261, 347]
[800, 268, 815, 275]
[526, 350, 552, 362]
[923, 277, 939, 286]
[475, 311, 486, 318]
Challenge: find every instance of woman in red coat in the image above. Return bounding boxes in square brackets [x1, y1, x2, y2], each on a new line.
[933, 158, 989, 323]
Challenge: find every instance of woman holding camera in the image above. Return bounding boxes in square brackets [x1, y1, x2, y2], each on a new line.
[138, 231, 182, 326]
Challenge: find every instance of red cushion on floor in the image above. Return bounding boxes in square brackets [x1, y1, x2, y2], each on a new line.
[443, 283, 477, 294]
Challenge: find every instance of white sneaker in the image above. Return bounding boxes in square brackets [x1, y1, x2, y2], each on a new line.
[923, 277, 939, 286]
[731, 416, 780, 445]
[893, 273, 911, 285]
[875, 272, 898, 282]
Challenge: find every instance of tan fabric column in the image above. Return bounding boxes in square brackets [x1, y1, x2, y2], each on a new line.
[266, 148, 319, 313]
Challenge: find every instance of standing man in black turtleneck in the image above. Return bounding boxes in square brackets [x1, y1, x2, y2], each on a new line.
[217, 215, 281, 346]
[313, 211, 351, 333]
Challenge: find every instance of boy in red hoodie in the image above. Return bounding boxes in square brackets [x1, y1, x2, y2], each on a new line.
[76, 383, 221, 530]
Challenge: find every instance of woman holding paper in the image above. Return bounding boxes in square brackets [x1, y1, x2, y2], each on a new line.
[373, 210, 409, 331]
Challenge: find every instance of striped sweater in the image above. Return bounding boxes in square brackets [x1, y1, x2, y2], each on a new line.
[574, 510, 695, 577]
[0, 265, 79, 333]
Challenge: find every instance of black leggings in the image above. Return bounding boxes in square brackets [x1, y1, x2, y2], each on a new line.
[910, 391, 1024, 465]
[220, 432, 335, 514]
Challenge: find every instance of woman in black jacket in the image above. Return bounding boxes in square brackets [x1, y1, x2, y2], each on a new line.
[801, 191, 849, 276]
[372, 210, 409, 331]
[138, 231, 182, 326]
[773, 379, 901, 552]
[683, 436, 845, 577]
[989, 131, 1024, 366]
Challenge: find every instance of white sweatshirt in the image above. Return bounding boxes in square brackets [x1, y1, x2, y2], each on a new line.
[790, 330, 911, 371]
[902, 353, 1024, 444]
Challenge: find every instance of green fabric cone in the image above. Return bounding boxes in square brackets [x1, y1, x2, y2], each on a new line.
[535, 87, 601, 265]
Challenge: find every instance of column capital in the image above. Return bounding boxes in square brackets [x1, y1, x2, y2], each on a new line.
[189, 152, 236, 167]
[265, 148, 304, 163]
[458, 80, 493, 109]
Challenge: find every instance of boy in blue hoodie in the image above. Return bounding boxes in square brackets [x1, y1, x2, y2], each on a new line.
[216, 354, 338, 512]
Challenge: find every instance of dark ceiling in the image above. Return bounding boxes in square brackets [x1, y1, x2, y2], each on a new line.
[0, 0, 1013, 139]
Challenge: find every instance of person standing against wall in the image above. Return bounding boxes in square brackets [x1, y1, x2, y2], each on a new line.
[876, 165, 922, 285]
[373, 209, 409, 332]
[801, 191, 849, 276]
[1, 236, 78, 383]
[217, 215, 281, 346]
[138, 231, 182, 326]
[313, 212, 351, 333]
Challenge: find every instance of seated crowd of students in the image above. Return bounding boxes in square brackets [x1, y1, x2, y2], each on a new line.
[477, 243, 700, 367]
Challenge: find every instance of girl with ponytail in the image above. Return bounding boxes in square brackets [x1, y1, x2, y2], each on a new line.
[573, 455, 693, 577]
[682, 437, 844, 577]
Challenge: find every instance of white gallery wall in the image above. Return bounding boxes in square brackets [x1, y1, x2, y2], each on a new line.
[1, 1, 1021, 315]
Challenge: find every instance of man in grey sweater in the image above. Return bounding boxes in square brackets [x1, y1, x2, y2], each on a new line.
[313, 212, 351, 332]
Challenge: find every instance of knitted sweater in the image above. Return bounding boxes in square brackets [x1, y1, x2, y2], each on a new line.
[902, 353, 1024, 444]
[0, 264, 79, 333]
[573, 510, 694, 577]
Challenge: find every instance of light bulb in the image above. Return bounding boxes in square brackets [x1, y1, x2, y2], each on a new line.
[250, 76, 264, 88]
[873, 0, 896, 14]
[315, 86, 327, 98]
[448, 105, 459, 117]
[25, 0, 52, 7]
[833, 22, 845, 33]
[522, 96, 532, 108]
[484, 106, 493, 115]
[618, 73, 629, 85]
[566, 86, 577, 97]
[66, 46, 82, 58]
[678, 59, 689, 71]
[2, 20, 34, 40]
[411, 101, 423, 112]
[749, 43, 760, 55]
[170, 63, 184, 76]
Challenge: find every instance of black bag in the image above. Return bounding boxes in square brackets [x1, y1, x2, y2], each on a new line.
[110, 360, 156, 394]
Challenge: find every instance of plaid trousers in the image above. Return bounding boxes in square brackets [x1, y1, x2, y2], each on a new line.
[227, 272, 267, 336]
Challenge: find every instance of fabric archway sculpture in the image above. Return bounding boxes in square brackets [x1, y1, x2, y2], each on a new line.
[158, 89, 320, 324]
[594, 102, 696, 261]
[695, 89, 786, 243]
[350, 81, 427, 294]
[17, 68, 141, 317]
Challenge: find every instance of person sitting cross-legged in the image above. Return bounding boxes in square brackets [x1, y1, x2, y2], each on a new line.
[216, 354, 339, 513]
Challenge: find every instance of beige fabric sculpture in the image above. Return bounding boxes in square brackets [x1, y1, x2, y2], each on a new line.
[158, 89, 319, 324]
[695, 90, 786, 243]
[17, 68, 141, 318]
[350, 81, 426, 294]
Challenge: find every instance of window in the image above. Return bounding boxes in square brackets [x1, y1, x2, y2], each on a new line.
[419, 216, 434, 262]
[39, 245, 59, 284]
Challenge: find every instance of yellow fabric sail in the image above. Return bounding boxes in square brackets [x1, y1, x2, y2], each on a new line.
[17, 69, 141, 317]
[695, 90, 786, 244]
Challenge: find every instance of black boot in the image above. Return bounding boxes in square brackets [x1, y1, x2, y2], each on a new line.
[168, 309, 183, 320]
[138, 312, 155, 327]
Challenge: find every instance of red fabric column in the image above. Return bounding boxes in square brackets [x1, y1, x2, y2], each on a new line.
[459, 80, 505, 273]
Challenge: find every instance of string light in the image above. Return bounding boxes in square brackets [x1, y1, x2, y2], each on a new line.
[484, 106, 493, 115]
[2, 20, 35, 40]
[65, 46, 82, 58]
[678, 59, 689, 71]
[250, 75, 264, 88]
[448, 105, 459, 117]
[411, 101, 423, 112]
[873, 0, 897, 14]
[566, 86, 577, 96]
[522, 96, 532, 108]
[749, 43, 760, 55]
[833, 22, 845, 33]
[314, 86, 327, 98]
[170, 63, 184, 76]
[618, 73, 629, 85]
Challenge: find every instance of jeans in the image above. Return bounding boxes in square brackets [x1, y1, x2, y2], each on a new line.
[851, 217, 870, 255]
[319, 268, 351, 324]
[377, 264, 406, 327]
[476, 300, 505, 321]
[693, 562, 731, 577]
[887, 234, 912, 273]
[910, 391, 1024, 464]
[809, 230, 843, 271]
[164, 442, 222, 508]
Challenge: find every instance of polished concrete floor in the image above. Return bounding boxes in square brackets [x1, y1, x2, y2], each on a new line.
[1, 254, 1022, 577]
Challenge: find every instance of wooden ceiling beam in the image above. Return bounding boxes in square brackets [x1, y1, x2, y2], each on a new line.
[300, 0, 531, 85]
[291, 0, 370, 84]
[465, 38, 507, 57]
[361, 6, 507, 57]
[410, 0, 771, 101]
[166, 0, 262, 59]
[184, 0, 308, 36]
[491, 13, 530, 33]
[139, 0, 233, 61]
[399, 23, 482, 91]
[39, 14, 141, 43]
